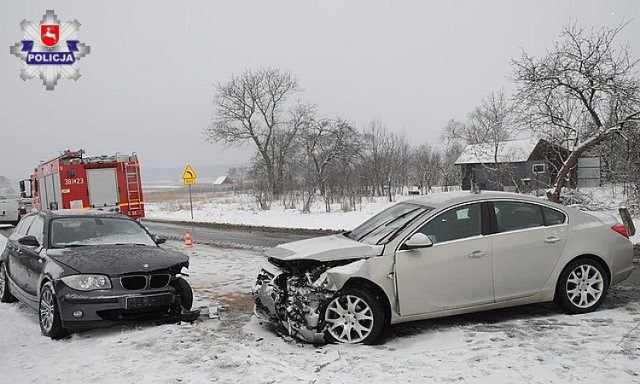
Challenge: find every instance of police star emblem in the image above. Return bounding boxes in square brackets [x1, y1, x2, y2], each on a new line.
[10, 10, 91, 90]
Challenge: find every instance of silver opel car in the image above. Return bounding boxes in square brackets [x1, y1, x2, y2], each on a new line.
[253, 191, 635, 344]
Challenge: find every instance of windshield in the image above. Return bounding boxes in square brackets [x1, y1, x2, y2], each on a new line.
[346, 203, 431, 245]
[49, 217, 156, 248]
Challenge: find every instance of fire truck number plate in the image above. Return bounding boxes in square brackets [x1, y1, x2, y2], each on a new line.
[64, 178, 85, 186]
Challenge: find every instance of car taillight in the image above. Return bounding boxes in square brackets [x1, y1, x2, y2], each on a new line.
[611, 224, 629, 239]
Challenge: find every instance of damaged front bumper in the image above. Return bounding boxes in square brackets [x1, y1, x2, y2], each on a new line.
[252, 261, 337, 343]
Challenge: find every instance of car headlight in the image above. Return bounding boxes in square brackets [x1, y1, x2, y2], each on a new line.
[60, 275, 112, 291]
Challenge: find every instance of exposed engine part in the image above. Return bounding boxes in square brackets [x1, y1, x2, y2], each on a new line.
[253, 258, 361, 343]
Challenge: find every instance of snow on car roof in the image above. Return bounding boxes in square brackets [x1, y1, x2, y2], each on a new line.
[405, 191, 472, 207]
[44, 209, 128, 219]
[405, 190, 561, 209]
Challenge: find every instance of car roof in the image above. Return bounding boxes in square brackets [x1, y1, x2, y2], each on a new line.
[405, 191, 566, 210]
[35, 210, 131, 220]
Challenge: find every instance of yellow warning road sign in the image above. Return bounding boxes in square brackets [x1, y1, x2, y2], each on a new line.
[182, 164, 197, 185]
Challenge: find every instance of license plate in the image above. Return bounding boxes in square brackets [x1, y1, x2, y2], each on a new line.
[125, 294, 172, 309]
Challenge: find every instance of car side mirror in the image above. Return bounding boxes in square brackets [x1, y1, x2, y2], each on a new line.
[18, 235, 40, 248]
[404, 233, 433, 249]
[153, 235, 166, 245]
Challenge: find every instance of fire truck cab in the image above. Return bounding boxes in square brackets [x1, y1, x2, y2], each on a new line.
[20, 150, 145, 219]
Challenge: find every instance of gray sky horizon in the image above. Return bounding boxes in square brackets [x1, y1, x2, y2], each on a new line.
[1, 0, 638, 184]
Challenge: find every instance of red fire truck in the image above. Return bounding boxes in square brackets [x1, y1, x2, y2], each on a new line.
[20, 150, 145, 219]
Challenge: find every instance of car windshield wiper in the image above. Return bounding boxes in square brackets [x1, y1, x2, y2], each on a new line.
[377, 219, 417, 245]
[114, 243, 147, 246]
[376, 208, 427, 245]
[355, 208, 422, 242]
[59, 244, 89, 248]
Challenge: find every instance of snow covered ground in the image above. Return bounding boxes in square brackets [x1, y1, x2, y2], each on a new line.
[1, 241, 639, 383]
[145, 193, 416, 231]
[145, 186, 640, 245]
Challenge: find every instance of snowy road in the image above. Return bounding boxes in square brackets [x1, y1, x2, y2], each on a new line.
[141, 220, 322, 249]
[1, 220, 323, 250]
[1, 241, 639, 383]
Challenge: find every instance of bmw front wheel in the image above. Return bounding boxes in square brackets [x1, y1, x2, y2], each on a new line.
[39, 283, 67, 339]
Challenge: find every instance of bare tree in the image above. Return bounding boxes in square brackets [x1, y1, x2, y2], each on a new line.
[299, 118, 360, 212]
[587, 120, 640, 207]
[445, 90, 517, 190]
[396, 131, 412, 195]
[206, 68, 299, 197]
[623, 122, 640, 207]
[359, 121, 408, 202]
[438, 140, 464, 191]
[412, 143, 441, 194]
[247, 155, 272, 210]
[360, 120, 387, 197]
[513, 22, 640, 201]
[227, 166, 248, 193]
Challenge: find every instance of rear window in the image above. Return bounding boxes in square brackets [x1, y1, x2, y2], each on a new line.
[493, 202, 544, 232]
[542, 206, 566, 226]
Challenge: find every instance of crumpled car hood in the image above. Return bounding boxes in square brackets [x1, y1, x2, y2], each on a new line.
[265, 234, 382, 262]
[47, 245, 189, 275]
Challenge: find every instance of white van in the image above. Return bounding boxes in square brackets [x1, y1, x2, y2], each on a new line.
[0, 197, 20, 226]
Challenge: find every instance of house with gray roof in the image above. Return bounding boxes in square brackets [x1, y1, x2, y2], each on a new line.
[454, 138, 573, 192]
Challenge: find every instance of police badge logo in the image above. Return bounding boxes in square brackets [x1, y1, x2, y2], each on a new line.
[10, 10, 90, 90]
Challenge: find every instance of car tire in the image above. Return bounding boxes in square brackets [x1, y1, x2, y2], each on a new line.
[39, 283, 68, 340]
[322, 287, 384, 345]
[174, 277, 193, 311]
[557, 258, 610, 314]
[0, 262, 16, 303]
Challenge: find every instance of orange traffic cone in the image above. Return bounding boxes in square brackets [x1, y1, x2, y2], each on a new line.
[184, 231, 193, 248]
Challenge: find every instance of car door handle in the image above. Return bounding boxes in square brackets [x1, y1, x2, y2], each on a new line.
[544, 237, 562, 244]
[468, 250, 488, 259]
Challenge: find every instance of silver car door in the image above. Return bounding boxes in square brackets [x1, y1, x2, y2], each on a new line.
[490, 201, 568, 302]
[395, 203, 494, 316]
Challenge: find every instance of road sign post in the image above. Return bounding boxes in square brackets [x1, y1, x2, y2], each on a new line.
[182, 165, 198, 220]
[188, 184, 193, 220]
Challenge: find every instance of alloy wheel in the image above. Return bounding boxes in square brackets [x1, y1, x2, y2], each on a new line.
[325, 294, 374, 344]
[566, 264, 604, 309]
[40, 289, 55, 333]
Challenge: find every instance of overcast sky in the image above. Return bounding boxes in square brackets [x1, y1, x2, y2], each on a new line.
[1, 0, 638, 184]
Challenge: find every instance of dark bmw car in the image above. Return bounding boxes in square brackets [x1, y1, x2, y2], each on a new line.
[0, 210, 194, 339]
